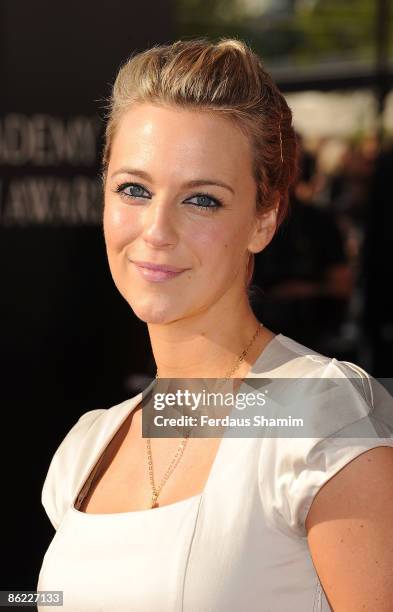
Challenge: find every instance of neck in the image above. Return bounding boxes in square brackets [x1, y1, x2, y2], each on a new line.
[148, 296, 275, 379]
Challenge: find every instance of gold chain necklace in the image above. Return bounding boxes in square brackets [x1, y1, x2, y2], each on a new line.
[146, 322, 263, 508]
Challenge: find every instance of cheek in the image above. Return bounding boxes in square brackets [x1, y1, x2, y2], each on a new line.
[103, 201, 139, 250]
[194, 224, 244, 271]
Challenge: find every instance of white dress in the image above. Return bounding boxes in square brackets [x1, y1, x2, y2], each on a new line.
[37, 333, 393, 611]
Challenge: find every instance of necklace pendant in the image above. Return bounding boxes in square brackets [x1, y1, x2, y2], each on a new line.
[151, 492, 159, 509]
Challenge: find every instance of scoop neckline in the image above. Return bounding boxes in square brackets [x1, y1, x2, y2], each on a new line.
[70, 330, 284, 518]
[71, 491, 202, 518]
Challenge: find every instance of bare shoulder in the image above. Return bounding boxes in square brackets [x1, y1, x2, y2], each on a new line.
[306, 445, 393, 611]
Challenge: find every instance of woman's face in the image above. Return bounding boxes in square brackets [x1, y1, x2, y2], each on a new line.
[103, 102, 275, 325]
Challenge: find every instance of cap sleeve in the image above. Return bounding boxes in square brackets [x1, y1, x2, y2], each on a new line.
[258, 359, 393, 539]
[41, 409, 106, 530]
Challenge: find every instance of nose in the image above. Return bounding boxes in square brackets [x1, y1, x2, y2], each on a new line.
[142, 197, 178, 249]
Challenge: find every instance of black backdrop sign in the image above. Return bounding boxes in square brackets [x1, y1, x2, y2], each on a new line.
[0, 0, 173, 591]
[0, 113, 102, 225]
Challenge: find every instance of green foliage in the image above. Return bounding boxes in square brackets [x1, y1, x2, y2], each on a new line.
[293, 0, 377, 62]
[174, 0, 393, 65]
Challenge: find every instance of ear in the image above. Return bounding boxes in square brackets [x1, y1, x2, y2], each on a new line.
[247, 200, 279, 255]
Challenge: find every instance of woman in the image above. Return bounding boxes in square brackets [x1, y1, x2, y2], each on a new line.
[37, 38, 393, 611]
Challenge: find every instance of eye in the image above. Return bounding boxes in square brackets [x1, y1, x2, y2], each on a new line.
[185, 193, 223, 212]
[113, 182, 222, 212]
[114, 182, 150, 200]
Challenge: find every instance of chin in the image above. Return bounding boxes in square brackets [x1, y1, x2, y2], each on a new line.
[125, 294, 187, 325]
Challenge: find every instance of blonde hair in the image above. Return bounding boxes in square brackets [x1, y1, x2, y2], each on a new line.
[102, 37, 298, 288]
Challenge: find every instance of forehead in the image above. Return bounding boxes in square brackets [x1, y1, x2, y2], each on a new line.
[109, 102, 254, 178]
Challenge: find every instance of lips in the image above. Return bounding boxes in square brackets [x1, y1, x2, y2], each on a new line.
[129, 259, 188, 283]
[131, 260, 186, 273]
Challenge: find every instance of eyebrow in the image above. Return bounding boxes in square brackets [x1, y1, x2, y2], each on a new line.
[110, 167, 235, 195]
